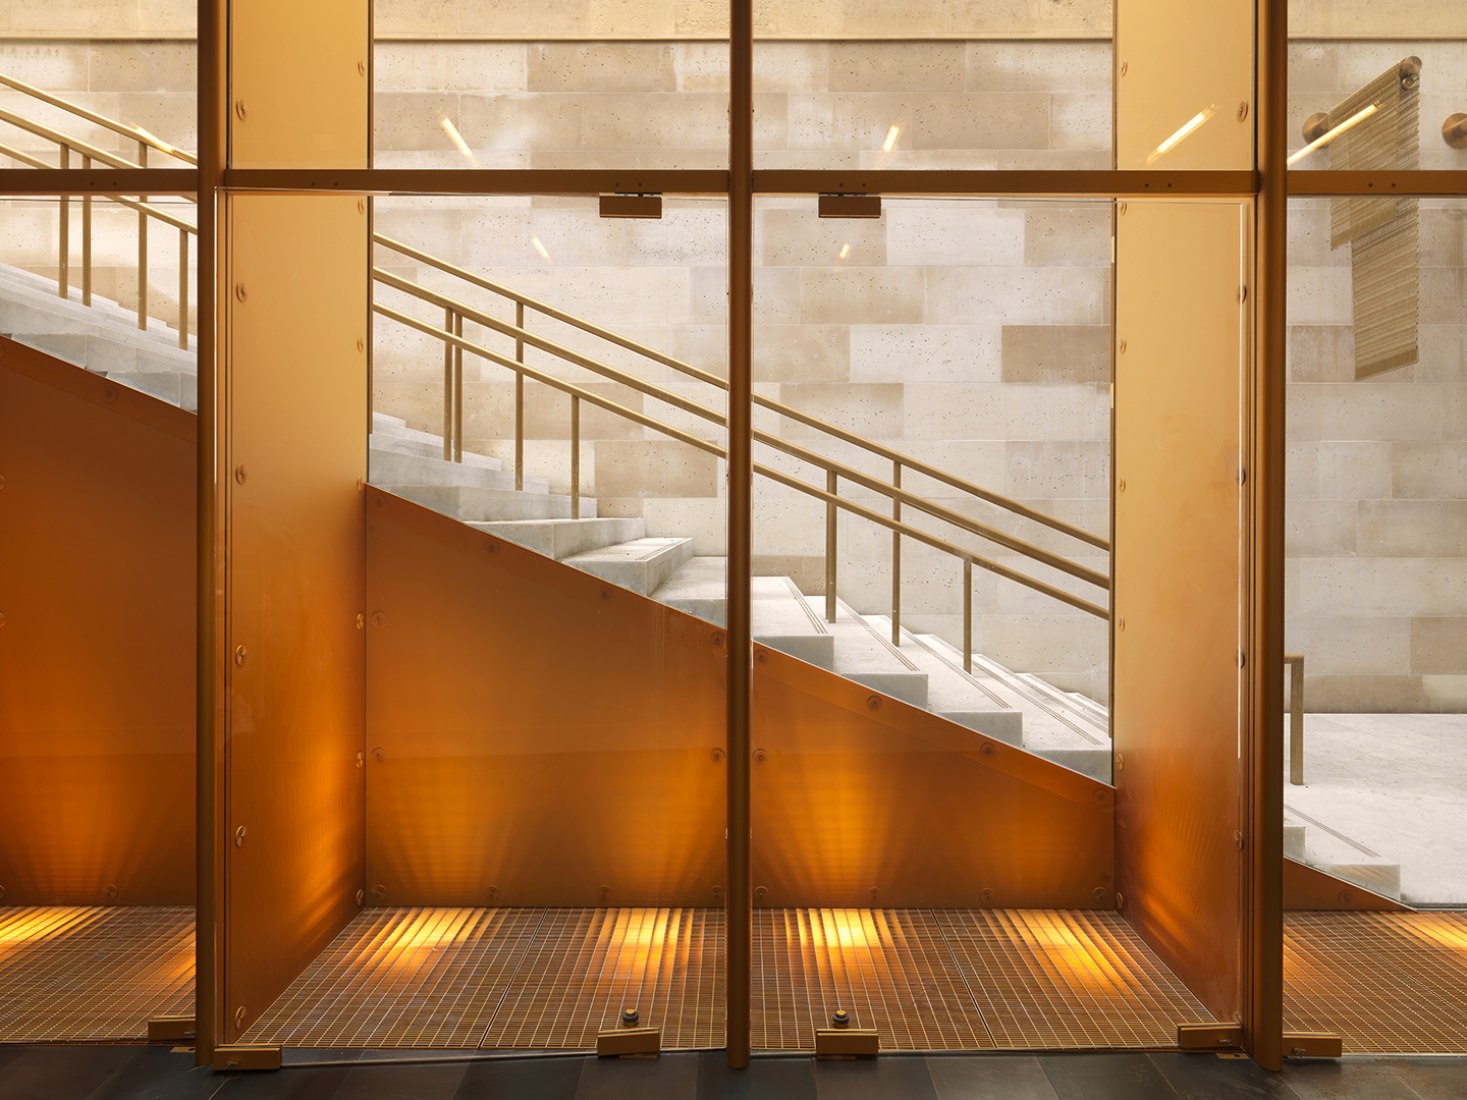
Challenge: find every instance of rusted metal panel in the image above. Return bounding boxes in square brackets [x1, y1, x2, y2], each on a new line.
[0, 339, 195, 906]
[223, 193, 368, 1042]
[1114, 201, 1247, 1022]
[1284, 858, 1413, 913]
[751, 647, 1116, 909]
[363, 487, 727, 907]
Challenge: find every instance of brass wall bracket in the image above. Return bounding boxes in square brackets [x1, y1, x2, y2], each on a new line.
[1285, 1033, 1343, 1059]
[818, 193, 881, 219]
[595, 1027, 661, 1058]
[212, 1045, 282, 1072]
[1177, 1023, 1244, 1051]
[147, 1016, 196, 1042]
[1443, 113, 1467, 149]
[815, 1028, 880, 1058]
[599, 194, 663, 219]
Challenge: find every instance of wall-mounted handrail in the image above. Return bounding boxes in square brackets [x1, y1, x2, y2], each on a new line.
[374, 232, 1110, 554]
[377, 300, 1108, 620]
[0, 72, 198, 166]
[374, 269, 1109, 593]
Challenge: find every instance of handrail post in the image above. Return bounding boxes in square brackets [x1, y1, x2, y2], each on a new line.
[81, 155, 92, 305]
[453, 312, 464, 463]
[963, 558, 973, 674]
[825, 470, 838, 622]
[137, 141, 148, 330]
[891, 460, 902, 645]
[570, 395, 580, 520]
[1287, 654, 1305, 785]
[179, 228, 189, 349]
[514, 301, 525, 491]
[57, 145, 69, 297]
[442, 307, 454, 460]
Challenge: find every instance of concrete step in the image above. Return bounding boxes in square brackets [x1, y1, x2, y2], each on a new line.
[802, 598, 929, 709]
[368, 445, 547, 494]
[653, 559, 834, 669]
[1016, 672, 1109, 739]
[470, 517, 645, 560]
[384, 483, 597, 522]
[865, 616, 1023, 746]
[1285, 807, 1404, 901]
[370, 414, 504, 471]
[909, 633, 1112, 783]
[100, 368, 197, 412]
[564, 537, 696, 597]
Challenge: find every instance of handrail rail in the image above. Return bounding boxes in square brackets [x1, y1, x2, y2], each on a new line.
[0, 72, 198, 166]
[374, 268, 1109, 591]
[374, 232, 1110, 553]
[0, 105, 157, 175]
[0, 140, 196, 232]
[376, 301, 1108, 620]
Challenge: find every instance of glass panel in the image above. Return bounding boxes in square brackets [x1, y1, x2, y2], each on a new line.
[752, 1, 1113, 170]
[0, 12, 196, 169]
[0, 196, 197, 1042]
[1286, 196, 1467, 909]
[1288, 7, 1467, 170]
[374, 5, 728, 169]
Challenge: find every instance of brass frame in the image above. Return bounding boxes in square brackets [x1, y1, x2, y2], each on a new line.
[3, 0, 1456, 1072]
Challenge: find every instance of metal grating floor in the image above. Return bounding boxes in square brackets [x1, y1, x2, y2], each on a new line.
[1285, 911, 1467, 1053]
[0, 907, 194, 1043]
[242, 907, 1214, 1051]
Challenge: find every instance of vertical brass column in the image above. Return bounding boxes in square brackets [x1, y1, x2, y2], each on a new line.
[195, 0, 228, 1069]
[726, 0, 754, 1071]
[1248, 0, 1286, 1072]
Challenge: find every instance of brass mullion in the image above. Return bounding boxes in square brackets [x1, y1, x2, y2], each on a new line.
[891, 461, 901, 645]
[81, 157, 92, 305]
[514, 302, 525, 491]
[138, 142, 149, 330]
[57, 145, 69, 297]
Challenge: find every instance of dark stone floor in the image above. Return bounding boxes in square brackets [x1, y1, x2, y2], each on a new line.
[0, 1046, 1464, 1100]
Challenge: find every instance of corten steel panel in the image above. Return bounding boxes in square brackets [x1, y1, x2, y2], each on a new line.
[1115, 0, 1253, 170]
[1114, 201, 1246, 1022]
[1283, 858, 1412, 914]
[229, 0, 369, 169]
[0, 339, 194, 906]
[750, 647, 1116, 909]
[363, 487, 727, 907]
[224, 194, 367, 1042]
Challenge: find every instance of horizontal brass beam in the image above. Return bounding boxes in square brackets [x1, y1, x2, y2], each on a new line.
[0, 168, 197, 194]
[1288, 170, 1467, 196]
[223, 168, 730, 195]
[756, 169, 1260, 197]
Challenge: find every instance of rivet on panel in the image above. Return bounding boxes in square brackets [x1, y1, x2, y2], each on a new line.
[866, 887, 879, 902]
[1240, 650, 1247, 668]
[356, 337, 365, 353]
[372, 884, 387, 899]
[1118, 202, 1128, 216]
[979, 742, 995, 757]
[234, 1006, 247, 1029]
[372, 747, 384, 761]
[357, 61, 367, 77]
[1336, 888, 1353, 905]
[1235, 830, 1246, 851]
[866, 694, 881, 711]
[753, 748, 767, 763]
[0, 886, 6, 900]
[1119, 60, 1129, 77]
[710, 748, 725, 763]
[0, 474, 6, 489]
[356, 751, 364, 769]
[1094, 788, 1110, 804]
[374, 496, 386, 510]
[487, 885, 499, 901]
[1115, 892, 1126, 912]
[234, 825, 247, 847]
[1118, 477, 1127, 493]
[356, 612, 365, 630]
[711, 631, 724, 648]
[1118, 617, 1126, 632]
[1238, 284, 1249, 303]
[711, 885, 723, 902]
[1118, 338, 1127, 354]
[1092, 887, 1109, 904]
[0, 612, 6, 628]
[355, 888, 364, 905]
[832, 1009, 850, 1027]
[621, 1007, 640, 1025]
[234, 464, 247, 484]
[234, 283, 247, 302]
[600, 588, 611, 601]
[754, 886, 768, 902]
[754, 649, 767, 665]
[1116, 754, 1125, 772]
[372, 611, 387, 627]
[233, 644, 247, 666]
[979, 888, 995, 904]
[106, 884, 118, 900]
[234, 100, 247, 121]
[1237, 100, 1250, 122]
[103, 386, 117, 403]
[599, 885, 611, 904]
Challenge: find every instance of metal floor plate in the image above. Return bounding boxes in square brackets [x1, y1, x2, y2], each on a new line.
[0, 906, 194, 1043]
[240, 906, 1213, 1051]
[1285, 911, 1467, 1053]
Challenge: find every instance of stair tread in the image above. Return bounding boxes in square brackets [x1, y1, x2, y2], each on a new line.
[565, 537, 692, 565]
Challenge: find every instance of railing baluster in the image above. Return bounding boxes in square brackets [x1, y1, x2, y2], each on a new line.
[825, 470, 838, 623]
[891, 460, 902, 645]
[963, 558, 973, 674]
[442, 307, 454, 460]
[453, 312, 464, 463]
[515, 302, 525, 490]
[570, 395, 580, 520]
[1287, 653, 1306, 785]
[178, 228, 189, 349]
[57, 146, 69, 297]
[137, 142, 148, 330]
[81, 156, 92, 305]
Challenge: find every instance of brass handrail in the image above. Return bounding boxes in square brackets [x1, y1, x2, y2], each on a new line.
[373, 232, 1109, 553]
[0, 72, 198, 166]
[374, 269, 1109, 592]
[376, 301, 1108, 620]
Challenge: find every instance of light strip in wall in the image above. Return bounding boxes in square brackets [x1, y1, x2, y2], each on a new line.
[1286, 103, 1380, 167]
[439, 116, 480, 168]
[882, 125, 901, 153]
[1146, 108, 1215, 165]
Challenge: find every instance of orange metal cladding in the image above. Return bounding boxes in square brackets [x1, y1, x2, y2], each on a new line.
[224, 194, 367, 1042]
[750, 647, 1115, 908]
[363, 487, 726, 907]
[1113, 201, 1248, 1022]
[0, 338, 194, 905]
[1283, 859, 1412, 913]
